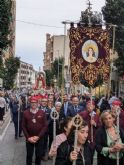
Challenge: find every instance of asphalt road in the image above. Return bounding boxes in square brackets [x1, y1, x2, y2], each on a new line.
[0, 123, 97, 165]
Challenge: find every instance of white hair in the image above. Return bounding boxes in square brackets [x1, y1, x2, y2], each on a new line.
[55, 101, 62, 107]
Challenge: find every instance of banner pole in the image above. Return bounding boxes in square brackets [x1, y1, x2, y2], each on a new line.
[108, 25, 116, 99]
[90, 87, 93, 143]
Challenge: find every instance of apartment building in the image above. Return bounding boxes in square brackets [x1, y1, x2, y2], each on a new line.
[16, 61, 36, 89]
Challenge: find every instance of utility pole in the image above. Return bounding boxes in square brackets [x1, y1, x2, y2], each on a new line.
[57, 50, 59, 90]
[108, 25, 117, 99]
[61, 21, 67, 102]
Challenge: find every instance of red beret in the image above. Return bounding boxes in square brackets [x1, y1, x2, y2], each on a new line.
[112, 100, 121, 106]
[30, 96, 38, 103]
[42, 94, 48, 100]
[87, 100, 95, 105]
[36, 95, 43, 100]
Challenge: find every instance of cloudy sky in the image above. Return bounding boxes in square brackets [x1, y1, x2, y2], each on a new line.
[16, 0, 105, 70]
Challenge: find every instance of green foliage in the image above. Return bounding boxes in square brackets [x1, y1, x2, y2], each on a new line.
[0, 1, 18, 89]
[0, 0, 12, 53]
[3, 56, 20, 89]
[45, 70, 54, 87]
[45, 57, 64, 88]
[102, 0, 124, 76]
[0, 56, 4, 78]
[52, 57, 63, 88]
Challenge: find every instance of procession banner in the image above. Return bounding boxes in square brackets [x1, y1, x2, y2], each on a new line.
[69, 26, 110, 87]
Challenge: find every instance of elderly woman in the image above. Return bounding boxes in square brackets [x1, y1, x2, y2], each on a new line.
[55, 120, 93, 165]
[95, 110, 124, 165]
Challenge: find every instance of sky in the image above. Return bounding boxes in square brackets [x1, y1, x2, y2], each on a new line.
[16, 0, 105, 71]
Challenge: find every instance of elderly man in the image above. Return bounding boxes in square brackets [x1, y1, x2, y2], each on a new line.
[22, 96, 47, 165]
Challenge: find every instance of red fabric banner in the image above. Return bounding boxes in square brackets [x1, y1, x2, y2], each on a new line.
[69, 26, 110, 87]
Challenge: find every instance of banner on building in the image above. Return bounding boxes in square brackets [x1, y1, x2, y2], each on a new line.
[69, 26, 110, 87]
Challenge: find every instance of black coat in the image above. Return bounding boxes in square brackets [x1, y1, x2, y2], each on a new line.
[59, 102, 72, 120]
[67, 105, 84, 117]
[55, 140, 93, 165]
[95, 126, 124, 165]
[11, 101, 22, 123]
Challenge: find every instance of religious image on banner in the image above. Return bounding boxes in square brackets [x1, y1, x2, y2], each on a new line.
[69, 26, 110, 87]
[82, 40, 98, 63]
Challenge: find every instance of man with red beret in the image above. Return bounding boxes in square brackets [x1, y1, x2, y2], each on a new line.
[111, 100, 124, 132]
[22, 96, 48, 165]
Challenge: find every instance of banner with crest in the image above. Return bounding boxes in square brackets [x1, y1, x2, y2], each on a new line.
[69, 26, 110, 87]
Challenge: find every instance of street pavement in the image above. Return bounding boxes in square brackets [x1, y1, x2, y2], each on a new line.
[0, 123, 97, 165]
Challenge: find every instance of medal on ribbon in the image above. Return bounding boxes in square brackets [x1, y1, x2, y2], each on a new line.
[32, 118, 36, 123]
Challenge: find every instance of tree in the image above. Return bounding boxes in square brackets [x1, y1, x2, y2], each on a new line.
[0, 0, 12, 80]
[52, 57, 63, 88]
[0, 0, 12, 53]
[102, 0, 124, 76]
[45, 57, 64, 88]
[45, 70, 54, 87]
[3, 56, 20, 89]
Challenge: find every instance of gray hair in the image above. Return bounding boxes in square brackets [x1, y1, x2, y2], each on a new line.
[55, 101, 62, 107]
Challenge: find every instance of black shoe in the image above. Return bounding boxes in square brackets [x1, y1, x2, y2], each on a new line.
[15, 136, 18, 140]
[41, 156, 48, 161]
[19, 135, 23, 137]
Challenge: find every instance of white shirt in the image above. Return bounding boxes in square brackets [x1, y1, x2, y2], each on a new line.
[30, 108, 39, 114]
[0, 97, 6, 108]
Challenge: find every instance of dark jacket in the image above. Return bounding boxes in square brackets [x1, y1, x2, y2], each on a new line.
[95, 126, 124, 165]
[79, 110, 101, 143]
[48, 117, 62, 137]
[67, 105, 84, 117]
[119, 110, 124, 132]
[59, 102, 72, 120]
[55, 140, 93, 165]
[40, 106, 51, 124]
[11, 101, 21, 123]
[22, 110, 48, 140]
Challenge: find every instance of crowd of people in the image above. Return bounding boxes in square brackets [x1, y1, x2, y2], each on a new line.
[0, 90, 124, 165]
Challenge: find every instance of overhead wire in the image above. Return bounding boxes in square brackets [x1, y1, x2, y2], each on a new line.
[16, 20, 63, 29]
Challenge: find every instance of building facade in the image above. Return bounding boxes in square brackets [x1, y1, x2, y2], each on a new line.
[43, 34, 53, 71]
[16, 61, 36, 89]
[43, 33, 70, 71]
[43, 32, 74, 94]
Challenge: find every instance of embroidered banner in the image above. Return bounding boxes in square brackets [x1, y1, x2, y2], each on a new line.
[69, 26, 110, 87]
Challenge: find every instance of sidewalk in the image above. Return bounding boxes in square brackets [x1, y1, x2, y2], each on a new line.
[0, 111, 11, 140]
